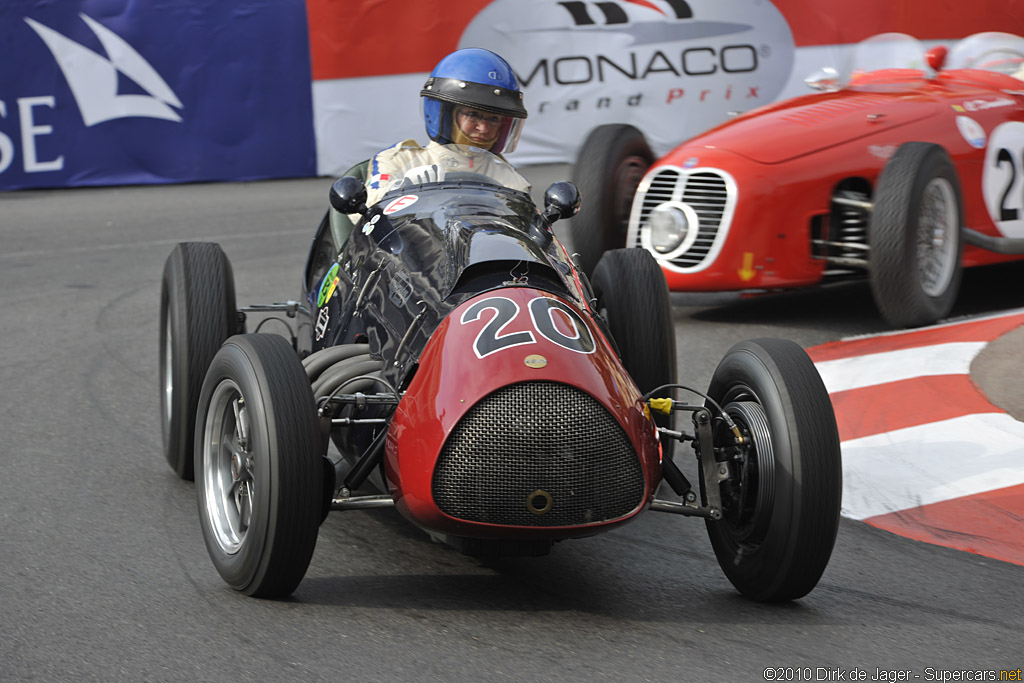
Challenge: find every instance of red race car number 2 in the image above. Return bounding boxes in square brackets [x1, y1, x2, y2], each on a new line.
[459, 296, 596, 358]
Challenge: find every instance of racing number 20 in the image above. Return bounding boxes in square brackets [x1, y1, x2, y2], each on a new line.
[460, 296, 596, 358]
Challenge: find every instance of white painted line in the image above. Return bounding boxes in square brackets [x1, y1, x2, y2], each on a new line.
[814, 342, 986, 394]
[839, 412, 1024, 520]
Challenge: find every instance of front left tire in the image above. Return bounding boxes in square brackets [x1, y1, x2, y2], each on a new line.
[704, 338, 842, 602]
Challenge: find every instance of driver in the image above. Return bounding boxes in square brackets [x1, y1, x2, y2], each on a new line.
[363, 48, 531, 207]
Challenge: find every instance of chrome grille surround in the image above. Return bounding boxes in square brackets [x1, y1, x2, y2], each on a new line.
[432, 381, 645, 527]
[627, 165, 737, 272]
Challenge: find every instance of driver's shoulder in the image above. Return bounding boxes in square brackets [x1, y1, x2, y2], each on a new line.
[373, 139, 429, 165]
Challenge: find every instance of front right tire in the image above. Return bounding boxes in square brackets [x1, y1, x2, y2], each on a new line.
[195, 334, 323, 598]
[869, 142, 964, 328]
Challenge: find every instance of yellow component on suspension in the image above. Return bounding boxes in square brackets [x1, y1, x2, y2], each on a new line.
[647, 397, 674, 415]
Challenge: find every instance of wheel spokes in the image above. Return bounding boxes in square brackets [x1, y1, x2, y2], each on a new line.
[227, 399, 254, 534]
[231, 479, 253, 533]
[203, 381, 258, 555]
[916, 178, 957, 296]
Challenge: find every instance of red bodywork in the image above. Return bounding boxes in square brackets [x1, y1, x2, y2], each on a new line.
[630, 66, 1024, 292]
[383, 286, 662, 539]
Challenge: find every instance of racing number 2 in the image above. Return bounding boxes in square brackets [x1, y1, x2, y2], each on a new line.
[982, 122, 1024, 230]
[460, 296, 596, 358]
[996, 147, 1021, 221]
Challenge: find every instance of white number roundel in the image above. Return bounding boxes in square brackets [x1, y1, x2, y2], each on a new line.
[982, 121, 1024, 239]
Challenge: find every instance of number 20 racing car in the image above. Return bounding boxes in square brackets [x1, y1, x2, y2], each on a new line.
[572, 32, 1024, 329]
[159, 145, 842, 602]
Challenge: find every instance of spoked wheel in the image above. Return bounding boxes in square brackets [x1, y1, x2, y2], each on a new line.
[869, 142, 963, 328]
[160, 242, 240, 480]
[704, 339, 841, 602]
[571, 124, 654, 276]
[195, 334, 323, 598]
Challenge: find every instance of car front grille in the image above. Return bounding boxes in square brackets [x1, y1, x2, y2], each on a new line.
[628, 167, 732, 270]
[432, 381, 645, 527]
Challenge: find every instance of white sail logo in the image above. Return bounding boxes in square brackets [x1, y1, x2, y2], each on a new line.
[25, 13, 183, 126]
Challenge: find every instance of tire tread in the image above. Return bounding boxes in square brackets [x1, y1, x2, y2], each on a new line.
[869, 142, 963, 328]
[161, 242, 237, 479]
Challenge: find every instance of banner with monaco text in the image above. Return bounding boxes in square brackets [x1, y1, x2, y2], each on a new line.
[309, 0, 1024, 175]
[2, 0, 1022, 190]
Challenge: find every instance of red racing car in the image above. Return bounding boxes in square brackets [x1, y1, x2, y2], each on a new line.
[159, 146, 841, 602]
[572, 32, 1024, 328]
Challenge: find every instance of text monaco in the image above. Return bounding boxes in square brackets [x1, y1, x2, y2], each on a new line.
[517, 45, 760, 88]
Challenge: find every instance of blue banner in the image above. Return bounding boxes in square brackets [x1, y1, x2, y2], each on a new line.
[0, 1, 316, 190]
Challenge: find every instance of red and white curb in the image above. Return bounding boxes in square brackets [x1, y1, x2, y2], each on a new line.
[806, 308, 1024, 566]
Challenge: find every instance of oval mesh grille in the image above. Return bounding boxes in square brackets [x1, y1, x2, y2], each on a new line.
[432, 381, 645, 527]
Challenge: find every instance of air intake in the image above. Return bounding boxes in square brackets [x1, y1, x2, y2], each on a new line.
[432, 381, 645, 527]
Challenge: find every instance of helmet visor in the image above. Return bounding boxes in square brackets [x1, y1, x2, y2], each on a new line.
[452, 106, 523, 153]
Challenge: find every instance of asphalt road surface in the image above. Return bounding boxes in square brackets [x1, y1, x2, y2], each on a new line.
[2, 170, 1022, 682]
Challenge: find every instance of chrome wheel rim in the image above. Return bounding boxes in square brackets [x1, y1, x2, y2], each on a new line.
[202, 379, 253, 555]
[916, 177, 958, 298]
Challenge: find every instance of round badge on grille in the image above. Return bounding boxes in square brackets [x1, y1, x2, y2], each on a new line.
[524, 354, 547, 369]
[526, 489, 553, 515]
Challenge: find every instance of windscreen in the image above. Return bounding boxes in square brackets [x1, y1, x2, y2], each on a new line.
[945, 32, 1024, 80]
[842, 33, 929, 86]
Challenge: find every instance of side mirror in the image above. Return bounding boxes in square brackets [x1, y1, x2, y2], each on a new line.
[542, 181, 582, 223]
[804, 67, 840, 92]
[329, 176, 368, 216]
[926, 45, 948, 72]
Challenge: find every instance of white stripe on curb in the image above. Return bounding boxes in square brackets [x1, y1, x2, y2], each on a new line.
[838, 412, 1024, 520]
[814, 342, 987, 394]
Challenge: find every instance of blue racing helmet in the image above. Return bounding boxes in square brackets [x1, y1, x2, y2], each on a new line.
[421, 48, 527, 154]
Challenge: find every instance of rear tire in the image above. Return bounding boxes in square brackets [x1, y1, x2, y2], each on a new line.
[590, 249, 676, 397]
[869, 142, 963, 328]
[160, 242, 239, 480]
[571, 124, 654, 276]
[704, 339, 841, 602]
[195, 334, 323, 598]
